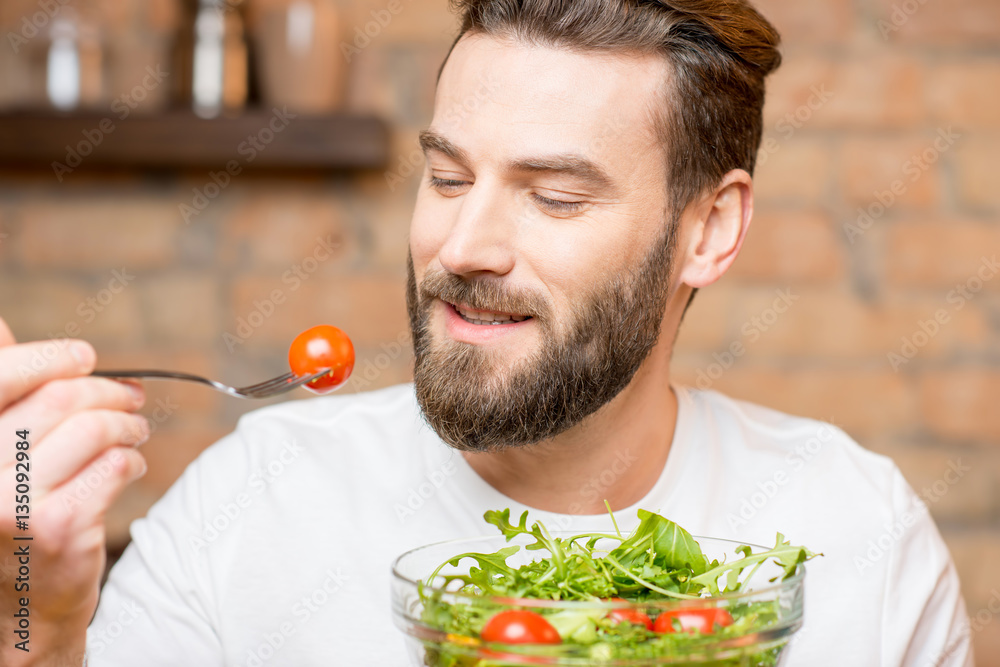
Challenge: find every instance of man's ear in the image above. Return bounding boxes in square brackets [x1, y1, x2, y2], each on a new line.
[676, 169, 754, 289]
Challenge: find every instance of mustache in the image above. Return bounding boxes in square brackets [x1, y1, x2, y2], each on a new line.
[418, 269, 550, 319]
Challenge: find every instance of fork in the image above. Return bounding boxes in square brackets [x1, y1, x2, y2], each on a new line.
[90, 369, 331, 399]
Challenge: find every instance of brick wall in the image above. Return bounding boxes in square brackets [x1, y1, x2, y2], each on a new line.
[0, 0, 997, 662]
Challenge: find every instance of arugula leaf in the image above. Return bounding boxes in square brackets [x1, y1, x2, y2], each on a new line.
[608, 509, 710, 575]
[688, 533, 819, 596]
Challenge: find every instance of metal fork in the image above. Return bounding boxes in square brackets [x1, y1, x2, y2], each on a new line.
[90, 369, 331, 399]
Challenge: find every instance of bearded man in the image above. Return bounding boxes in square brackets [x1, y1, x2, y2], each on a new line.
[0, 0, 972, 665]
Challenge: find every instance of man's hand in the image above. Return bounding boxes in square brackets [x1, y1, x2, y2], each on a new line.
[0, 317, 149, 666]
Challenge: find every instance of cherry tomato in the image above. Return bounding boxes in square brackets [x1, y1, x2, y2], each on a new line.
[604, 598, 653, 630]
[288, 325, 355, 394]
[481, 610, 561, 645]
[652, 608, 734, 635]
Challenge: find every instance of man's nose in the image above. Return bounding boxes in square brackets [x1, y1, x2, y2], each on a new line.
[437, 182, 517, 278]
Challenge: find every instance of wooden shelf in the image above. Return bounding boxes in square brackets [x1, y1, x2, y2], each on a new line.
[0, 110, 389, 172]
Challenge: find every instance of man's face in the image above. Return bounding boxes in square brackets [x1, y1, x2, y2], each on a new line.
[408, 35, 678, 452]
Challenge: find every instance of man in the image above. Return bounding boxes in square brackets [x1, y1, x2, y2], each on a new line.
[0, 0, 972, 665]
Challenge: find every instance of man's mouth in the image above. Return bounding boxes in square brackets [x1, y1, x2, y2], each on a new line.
[449, 301, 532, 325]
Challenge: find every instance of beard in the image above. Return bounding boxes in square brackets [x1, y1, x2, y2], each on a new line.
[407, 221, 677, 453]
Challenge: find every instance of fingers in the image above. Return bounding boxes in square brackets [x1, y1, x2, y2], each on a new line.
[0, 317, 15, 346]
[0, 338, 97, 411]
[55, 446, 147, 528]
[33, 409, 149, 494]
[0, 377, 145, 447]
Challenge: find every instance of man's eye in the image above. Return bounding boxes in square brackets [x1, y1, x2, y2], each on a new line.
[531, 193, 584, 214]
[429, 176, 468, 190]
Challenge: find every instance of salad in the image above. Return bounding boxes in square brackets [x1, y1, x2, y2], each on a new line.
[415, 506, 818, 666]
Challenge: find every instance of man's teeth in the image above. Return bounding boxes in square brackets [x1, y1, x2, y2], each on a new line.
[454, 304, 529, 325]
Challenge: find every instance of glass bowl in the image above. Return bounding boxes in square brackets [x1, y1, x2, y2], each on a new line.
[391, 533, 805, 666]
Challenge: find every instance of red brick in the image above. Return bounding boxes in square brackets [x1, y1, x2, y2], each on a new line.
[229, 272, 410, 350]
[220, 186, 353, 268]
[838, 136, 945, 210]
[344, 42, 444, 122]
[716, 287, 987, 361]
[928, 61, 1000, 130]
[765, 55, 924, 130]
[919, 370, 1000, 443]
[145, 0, 183, 33]
[886, 220, 1000, 290]
[974, 628, 1000, 667]
[0, 0, 42, 26]
[105, 483, 162, 548]
[141, 274, 222, 344]
[871, 442, 996, 523]
[751, 0, 855, 45]
[0, 276, 143, 343]
[674, 283, 737, 353]
[672, 365, 914, 438]
[886, 297, 991, 363]
[343, 0, 457, 43]
[753, 137, 830, 204]
[727, 209, 845, 283]
[18, 202, 178, 269]
[944, 532, 1000, 611]
[343, 340, 415, 394]
[369, 195, 417, 269]
[0, 210, 14, 265]
[872, 0, 1000, 46]
[955, 138, 1000, 212]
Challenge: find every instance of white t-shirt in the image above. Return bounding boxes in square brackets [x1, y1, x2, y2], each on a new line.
[87, 383, 972, 666]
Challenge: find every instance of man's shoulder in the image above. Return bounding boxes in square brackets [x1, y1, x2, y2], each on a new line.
[678, 385, 899, 497]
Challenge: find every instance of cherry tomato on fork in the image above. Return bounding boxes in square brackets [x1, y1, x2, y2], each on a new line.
[288, 325, 355, 394]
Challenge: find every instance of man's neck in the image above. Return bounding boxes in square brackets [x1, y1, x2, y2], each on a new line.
[460, 349, 678, 515]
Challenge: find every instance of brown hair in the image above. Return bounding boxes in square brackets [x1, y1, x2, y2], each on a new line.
[444, 0, 782, 218]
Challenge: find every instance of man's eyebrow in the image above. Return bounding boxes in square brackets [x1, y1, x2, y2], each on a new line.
[504, 155, 616, 194]
[419, 129, 617, 194]
[419, 129, 469, 164]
